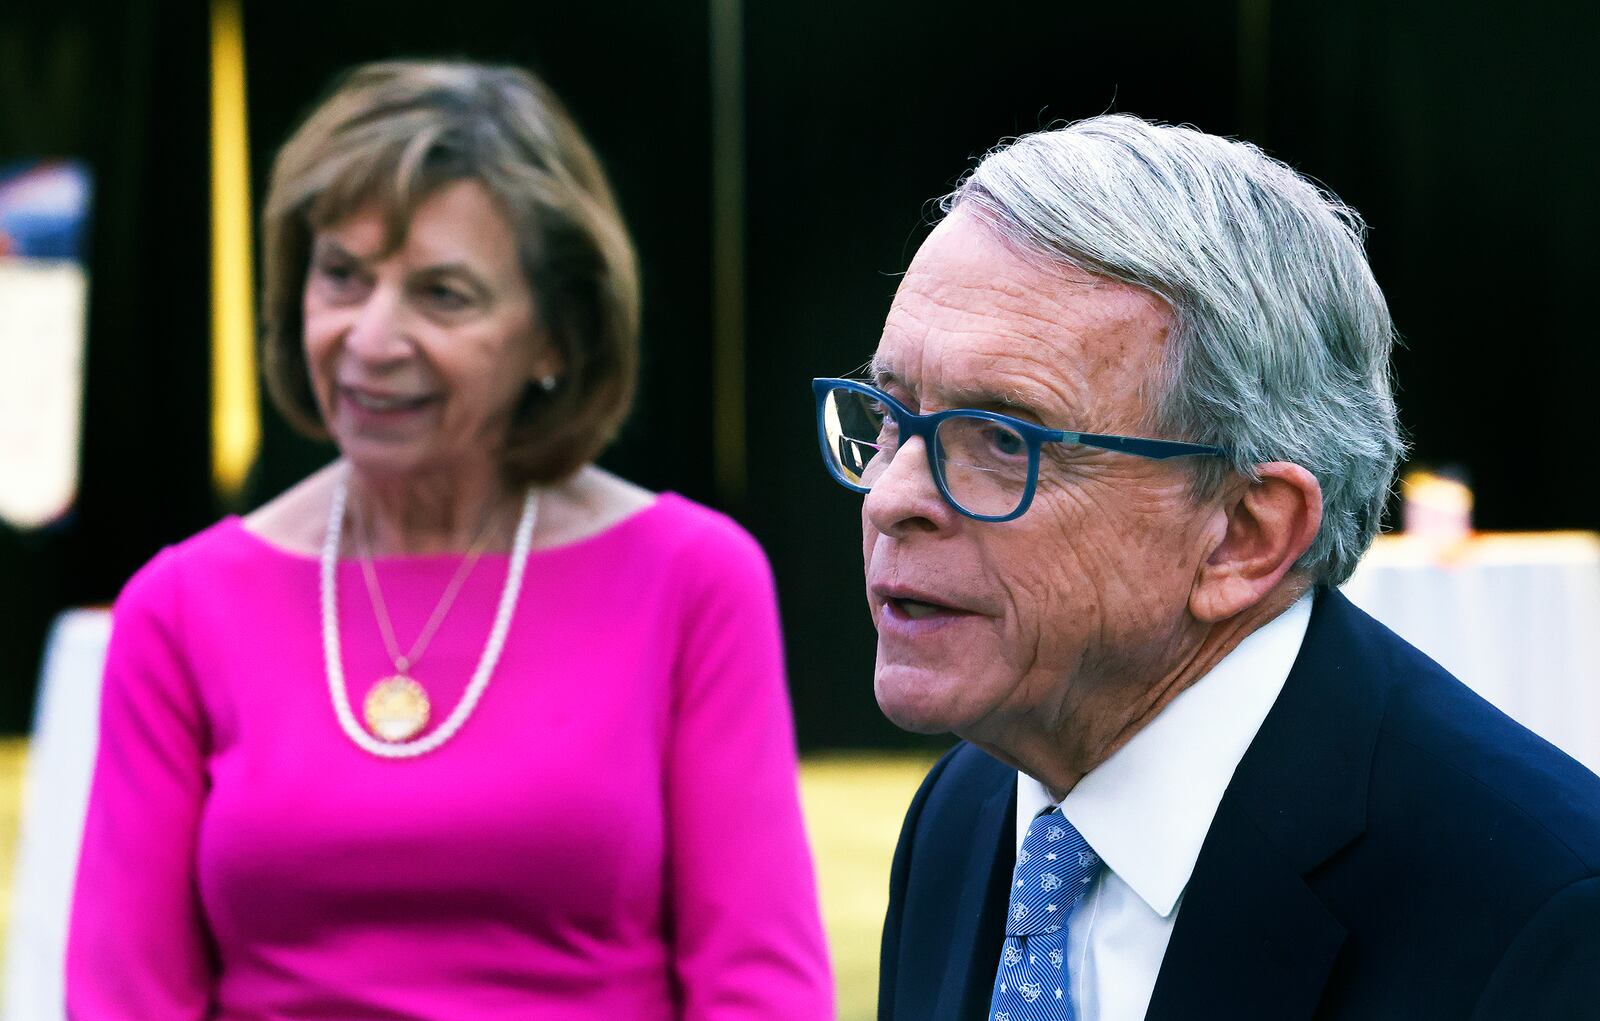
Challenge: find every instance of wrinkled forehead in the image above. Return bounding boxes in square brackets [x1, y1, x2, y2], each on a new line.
[307, 171, 471, 260]
[301, 126, 507, 255]
[872, 211, 1172, 426]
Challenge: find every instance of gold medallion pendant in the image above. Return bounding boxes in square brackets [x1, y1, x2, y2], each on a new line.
[363, 676, 431, 743]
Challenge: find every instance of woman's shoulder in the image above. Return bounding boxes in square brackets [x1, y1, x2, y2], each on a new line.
[535, 465, 656, 549]
[556, 468, 765, 565]
[239, 460, 341, 557]
[117, 470, 334, 613]
[112, 515, 269, 625]
[651, 494, 768, 567]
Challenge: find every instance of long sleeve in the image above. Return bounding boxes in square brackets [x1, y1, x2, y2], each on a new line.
[664, 515, 834, 1020]
[67, 548, 215, 1019]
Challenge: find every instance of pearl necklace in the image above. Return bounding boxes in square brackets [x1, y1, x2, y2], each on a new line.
[320, 475, 539, 758]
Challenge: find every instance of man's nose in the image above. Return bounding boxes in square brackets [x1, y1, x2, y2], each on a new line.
[863, 436, 960, 537]
[343, 286, 411, 363]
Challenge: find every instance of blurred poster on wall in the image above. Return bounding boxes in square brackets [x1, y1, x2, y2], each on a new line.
[0, 159, 92, 530]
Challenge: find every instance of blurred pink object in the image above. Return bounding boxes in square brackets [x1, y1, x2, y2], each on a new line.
[67, 495, 833, 1020]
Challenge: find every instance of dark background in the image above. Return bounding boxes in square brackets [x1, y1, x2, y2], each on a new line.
[3, 0, 1597, 746]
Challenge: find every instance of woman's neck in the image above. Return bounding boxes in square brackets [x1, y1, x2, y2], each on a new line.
[346, 462, 522, 555]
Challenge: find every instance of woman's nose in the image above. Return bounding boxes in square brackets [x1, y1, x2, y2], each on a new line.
[342, 286, 411, 363]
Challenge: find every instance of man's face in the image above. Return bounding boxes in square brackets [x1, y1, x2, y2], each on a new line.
[864, 209, 1219, 756]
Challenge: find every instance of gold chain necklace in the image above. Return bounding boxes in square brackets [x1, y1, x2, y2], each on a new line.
[352, 494, 501, 742]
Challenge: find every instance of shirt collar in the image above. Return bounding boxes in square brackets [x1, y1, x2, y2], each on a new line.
[1015, 593, 1313, 918]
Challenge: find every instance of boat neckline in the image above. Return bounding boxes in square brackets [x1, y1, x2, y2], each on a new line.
[225, 491, 681, 564]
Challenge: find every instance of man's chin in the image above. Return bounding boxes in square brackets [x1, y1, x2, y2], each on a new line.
[874, 672, 968, 735]
[878, 704, 951, 735]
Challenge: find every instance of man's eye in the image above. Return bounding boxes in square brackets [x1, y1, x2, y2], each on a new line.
[986, 425, 1026, 458]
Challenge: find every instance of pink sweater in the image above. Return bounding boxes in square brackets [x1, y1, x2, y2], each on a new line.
[67, 494, 832, 1020]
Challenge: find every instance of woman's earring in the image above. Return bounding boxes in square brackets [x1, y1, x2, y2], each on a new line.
[538, 375, 559, 393]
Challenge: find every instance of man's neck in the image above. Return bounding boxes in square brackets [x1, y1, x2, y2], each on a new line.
[971, 582, 1311, 801]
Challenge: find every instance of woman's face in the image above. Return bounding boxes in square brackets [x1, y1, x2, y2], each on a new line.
[302, 179, 557, 483]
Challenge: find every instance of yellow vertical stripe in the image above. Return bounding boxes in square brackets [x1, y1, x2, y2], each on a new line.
[209, 0, 259, 501]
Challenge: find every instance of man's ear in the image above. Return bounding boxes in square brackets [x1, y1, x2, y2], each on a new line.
[1190, 462, 1323, 623]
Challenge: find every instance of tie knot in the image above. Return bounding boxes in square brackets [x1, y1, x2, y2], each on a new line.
[1006, 808, 1102, 936]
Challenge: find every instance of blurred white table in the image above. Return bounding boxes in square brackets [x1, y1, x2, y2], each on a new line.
[1342, 531, 1600, 776]
[5, 607, 110, 1021]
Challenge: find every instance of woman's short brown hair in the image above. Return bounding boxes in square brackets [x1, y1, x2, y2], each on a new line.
[260, 60, 640, 483]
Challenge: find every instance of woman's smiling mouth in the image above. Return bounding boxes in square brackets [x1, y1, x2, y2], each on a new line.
[339, 384, 439, 420]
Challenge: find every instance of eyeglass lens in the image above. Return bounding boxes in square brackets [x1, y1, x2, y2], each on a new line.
[821, 386, 1031, 518]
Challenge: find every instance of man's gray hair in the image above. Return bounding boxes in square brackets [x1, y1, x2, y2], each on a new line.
[946, 114, 1403, 586]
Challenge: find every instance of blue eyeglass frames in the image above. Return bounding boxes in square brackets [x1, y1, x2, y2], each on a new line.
[812, 377, 1229, 522]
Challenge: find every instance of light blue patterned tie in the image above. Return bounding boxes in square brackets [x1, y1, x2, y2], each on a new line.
[988, 807, 1104, 1021]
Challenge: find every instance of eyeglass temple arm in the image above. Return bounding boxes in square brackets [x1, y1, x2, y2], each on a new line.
[1068, 431, 1228, 460]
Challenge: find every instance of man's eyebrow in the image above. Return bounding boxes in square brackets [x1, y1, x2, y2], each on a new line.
[868, 364, 1054, 422]
[943, 384, 1051, 422]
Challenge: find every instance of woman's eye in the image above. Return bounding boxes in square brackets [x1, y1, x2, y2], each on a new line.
[424, 282, 471, 310]
[318, 261, 354, 286]
[312, 261, 368, 301]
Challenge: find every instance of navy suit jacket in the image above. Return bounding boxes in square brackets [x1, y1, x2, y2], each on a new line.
[879, 589, 1600, 1020]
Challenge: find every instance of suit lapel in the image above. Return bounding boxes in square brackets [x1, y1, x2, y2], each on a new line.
[1144, 803, 1346, 1020]
[1148, 589, 1389, 1019]
[934, 771, 1016, 1021]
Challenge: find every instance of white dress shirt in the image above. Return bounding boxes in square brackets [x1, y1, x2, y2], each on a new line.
[1014, 594, 1312, 1021]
